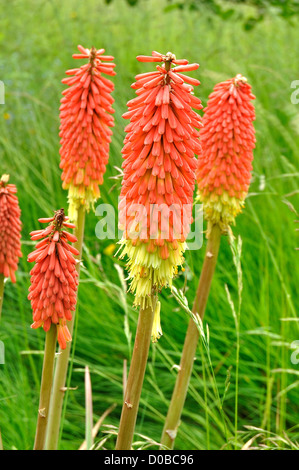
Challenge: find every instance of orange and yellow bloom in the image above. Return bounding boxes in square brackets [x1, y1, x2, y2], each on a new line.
[196, 74, 256, 233]
[0, 174, 22, 283]
[119, 51, 202, 309]
[28, 209, 79, 349]
[59, 45, 115, 220]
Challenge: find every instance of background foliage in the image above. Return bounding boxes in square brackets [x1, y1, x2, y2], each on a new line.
[0, 0, 298, 450]
[110, 0, 299, 29]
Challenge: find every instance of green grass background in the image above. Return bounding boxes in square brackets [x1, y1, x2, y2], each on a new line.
[0, 0, 298, 450]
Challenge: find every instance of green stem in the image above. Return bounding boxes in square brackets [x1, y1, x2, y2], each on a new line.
[85, 366, 93, 450]
[0, 274, 4, 322]
[160, 224, 221, 449]
[34, 324, 57, 450]
[199, 338, 210, 449]
[0, 276, 4, 445]
[115, 295, 157, 450]
[234, 322, 240, 448]
[45, 205, 85, 450]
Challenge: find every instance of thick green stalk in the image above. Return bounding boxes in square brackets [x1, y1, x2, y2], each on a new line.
[85, 366, 93, 450]
[115, 296, 157, 450]
[46, 205, 85, 450]
[160, 224, 221, 449]
[34, 324, 57, 450]
[0, 274, 4, 322]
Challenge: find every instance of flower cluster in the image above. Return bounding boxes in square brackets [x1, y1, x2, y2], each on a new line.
[119, 51, 202, 308]
[196, 74, 256, 233]
[59, 45, 116, 221]
[0, 174, 22, 283]
[28, 209, 79, 349]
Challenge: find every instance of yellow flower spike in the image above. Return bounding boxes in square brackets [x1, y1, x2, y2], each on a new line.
[118, 238, 186, 308]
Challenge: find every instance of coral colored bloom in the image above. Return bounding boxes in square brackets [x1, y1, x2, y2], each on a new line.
[0, 174, 22, 283]
[196, 74, 256, 233]
[28, 209, 79, 350]
[119, 51, 202, 308]
[59, 45, 115, 221]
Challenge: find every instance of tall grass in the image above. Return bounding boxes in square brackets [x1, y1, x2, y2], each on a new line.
[0, 0, 298, 450]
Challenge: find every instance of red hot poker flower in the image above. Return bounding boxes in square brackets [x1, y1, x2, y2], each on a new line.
[59, 45, 116, 221]
[119, 51, 202, 309]
[196, 74, 256, 233]
[0, 174, 22, 283]
[28, 209, 79, 350]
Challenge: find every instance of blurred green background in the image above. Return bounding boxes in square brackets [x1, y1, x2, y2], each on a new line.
[0, 0, 298, 450]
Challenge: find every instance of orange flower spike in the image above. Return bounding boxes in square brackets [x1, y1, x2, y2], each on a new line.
[119, 51, 202, 311]
[0, 174, 22, 283]
[59, 45, 116, 221]
[28, 209, 79, 350]
[196, 74, 256, 234]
